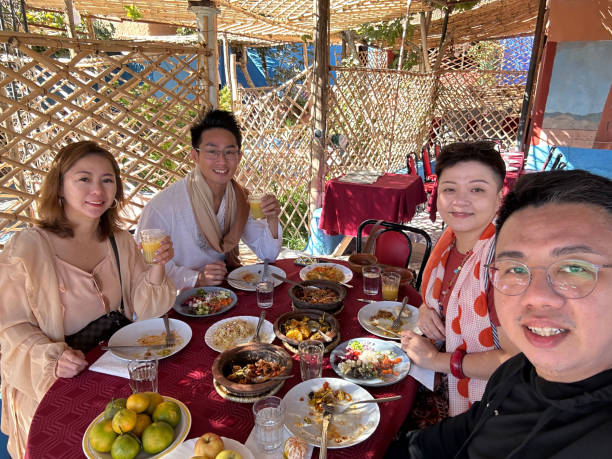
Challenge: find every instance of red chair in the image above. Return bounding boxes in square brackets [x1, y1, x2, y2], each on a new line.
[406, 153, 417, 175]
[356, 219, 432, 290]
[421, 146, 437, 195]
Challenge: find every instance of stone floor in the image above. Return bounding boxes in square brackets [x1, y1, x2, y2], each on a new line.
[238, 208, 446, 267]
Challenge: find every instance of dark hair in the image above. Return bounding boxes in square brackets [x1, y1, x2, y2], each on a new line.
[38, 141, 124, 240]
[435, 140, 506, 189]
[496, 169, 612, 233]
[190, 109, 242, 150]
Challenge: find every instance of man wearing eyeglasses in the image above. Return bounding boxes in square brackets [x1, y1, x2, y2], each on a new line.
[137, 109, 282, 290]
[396, 169, 612, 458]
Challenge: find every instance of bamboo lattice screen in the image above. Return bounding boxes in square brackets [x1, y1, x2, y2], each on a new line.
[0, 32, 211, 247]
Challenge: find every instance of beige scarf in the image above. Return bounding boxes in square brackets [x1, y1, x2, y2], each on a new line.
[186, 168, 249, 269]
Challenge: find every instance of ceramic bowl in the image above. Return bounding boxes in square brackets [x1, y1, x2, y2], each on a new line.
[347, 253, 379, 274]
[287, 280, 346, 312]
[273, 309, 339, 347]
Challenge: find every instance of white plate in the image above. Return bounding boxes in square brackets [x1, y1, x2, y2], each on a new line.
[330, 338, 411, 387]
[299, 263, 353, 284]
[164, 437, 254, 459]
[107, 318, 192, 361]
[82, 396, 191, 459]
[227, 264, 287, 291]
[204, 316, 275, 352]
[283, 377, 380, 449]
[357, 301, 419, 340]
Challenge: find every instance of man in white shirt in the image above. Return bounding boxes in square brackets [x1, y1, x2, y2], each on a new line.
[137, 109, 282, 290]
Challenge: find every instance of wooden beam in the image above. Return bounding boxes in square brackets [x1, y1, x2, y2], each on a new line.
[310, 0, 330, 215]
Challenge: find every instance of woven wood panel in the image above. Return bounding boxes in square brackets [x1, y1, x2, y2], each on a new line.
[0, 32, 211, 246]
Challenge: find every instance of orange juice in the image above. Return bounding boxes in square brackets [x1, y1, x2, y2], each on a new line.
[142, 239, 162, 264]
[381, 272, 401, 301]
[382, 283, 399, 301]
[249, 195, 265, 219]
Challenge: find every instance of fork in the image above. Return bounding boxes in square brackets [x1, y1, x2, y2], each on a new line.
[320, 410, 332, 459]
[162, 313, 175, 346]
[392, 296, 409, 332]
[322, 395, 402, 415]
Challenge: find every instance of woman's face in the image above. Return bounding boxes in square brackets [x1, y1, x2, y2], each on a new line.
[60, 154, 117, 224]
[436, 160, 502, 239]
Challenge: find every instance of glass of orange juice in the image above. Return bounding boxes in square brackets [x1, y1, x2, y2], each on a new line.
[248, 192, 265, 219]
[140, 229, 166, 264]
[381, 271, 401, 301]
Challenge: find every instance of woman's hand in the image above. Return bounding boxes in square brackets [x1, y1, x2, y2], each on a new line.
[56, 348, 88, 378]
[153, 236, 174, 265]
[197, 261, 227, 286]
[417, 304, 446, 341]
[401, 330, 441, 370]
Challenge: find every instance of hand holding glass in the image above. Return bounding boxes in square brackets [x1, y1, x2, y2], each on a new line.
[248, 192, 265, 219]
[140, 229, 166, 264]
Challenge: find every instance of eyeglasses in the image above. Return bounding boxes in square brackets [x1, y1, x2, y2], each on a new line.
[195, 148, 241, 161]
[487, 259, 612, 299]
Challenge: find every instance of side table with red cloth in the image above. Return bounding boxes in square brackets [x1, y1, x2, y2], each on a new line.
[319, 174, 427, 237]
[25, 259, 421, 459]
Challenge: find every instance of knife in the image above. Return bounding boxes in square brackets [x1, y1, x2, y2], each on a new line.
[368, 323, 402, 338]
[357, 298, 377, 303]
[101, 344, 170, 351]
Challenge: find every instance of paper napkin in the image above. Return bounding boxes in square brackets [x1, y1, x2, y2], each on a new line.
[245, 425, 314, 459]
[88, 351, 130, 379]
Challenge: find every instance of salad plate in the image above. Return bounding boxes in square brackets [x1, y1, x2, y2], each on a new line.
[283, 377, 379, 448]
[173, 287, 238, 318]
[227, 264, 287, 291]
[330, 337, 410, 387]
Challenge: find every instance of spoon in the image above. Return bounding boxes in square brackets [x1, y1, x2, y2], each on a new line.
[253, 310, 265, 343]
[322, 395, 402, 415]
[252, 374, 295, 383]
[307, 319, 333, 342]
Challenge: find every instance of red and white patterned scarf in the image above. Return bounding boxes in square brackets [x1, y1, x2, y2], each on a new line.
[421, 223, 496, 415]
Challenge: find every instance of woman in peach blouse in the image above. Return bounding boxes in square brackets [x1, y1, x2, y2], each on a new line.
[0, 141, 176, 458]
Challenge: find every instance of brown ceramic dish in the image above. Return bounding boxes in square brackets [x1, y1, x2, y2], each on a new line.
[288, 279, 347, 312]
[211, 343, 293, 396]
[273, 309, 340, 347]
[347, 253, 378, 274]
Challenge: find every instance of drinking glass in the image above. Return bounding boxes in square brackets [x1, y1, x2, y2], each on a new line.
[248, 192, 265, 219]
[256, 281, 274, 308]
[298, 340, 324, 381]
[128, 359, 158, 393]
[140, 229, 166, 264]
[381, 271, 401, 301]
[362, 265, 381, 296]
[252, 396, 286, 451]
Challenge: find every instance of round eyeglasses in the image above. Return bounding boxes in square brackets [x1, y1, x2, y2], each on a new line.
[195, 148, 241, 161]
[487, 259, 612, 299]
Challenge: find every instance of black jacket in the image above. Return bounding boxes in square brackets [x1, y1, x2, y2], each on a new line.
[405, 354, 612, 459]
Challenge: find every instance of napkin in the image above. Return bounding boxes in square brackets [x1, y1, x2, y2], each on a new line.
[337, 171, 381, 184]
[245, 425, 314, 459]
[408, 363, 436, 391]
[89, 351, 130, 379]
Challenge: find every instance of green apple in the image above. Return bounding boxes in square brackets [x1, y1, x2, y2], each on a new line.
[215, 450, 243, 459]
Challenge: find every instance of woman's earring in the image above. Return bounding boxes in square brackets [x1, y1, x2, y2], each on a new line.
[58, 196, 64, 207]
[110, 198, 118, 209]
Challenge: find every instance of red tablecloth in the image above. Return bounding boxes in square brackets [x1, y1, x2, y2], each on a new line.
[319, 174, 427, 237]
[25, 259, 420, 459]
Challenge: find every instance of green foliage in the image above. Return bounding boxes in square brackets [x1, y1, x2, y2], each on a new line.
[26, 11, 65, 29]
[357, 17, 413, 48]
[219, 86, 232, 111]
[176, 27, 197, 36]
[467, 40, 503, 70]
[123, 4, 142, 21]
[271, 183, 309, 250]
[93, 20, 115, 40]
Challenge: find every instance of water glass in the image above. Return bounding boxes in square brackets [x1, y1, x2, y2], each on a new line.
[256, 281, 274, 308]
[362, 265, 381, 296]
[140, 229, 166, 264]
[128, 359, 158, 393]
[252, 396, 286, 451]
[298, 340, 324, 381]
[381, 271, 401, 301]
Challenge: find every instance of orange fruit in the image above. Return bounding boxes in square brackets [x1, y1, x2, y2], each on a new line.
[104, 398, 127, 420]
[88, 419, 117, 453]
[141, 421, 174, 454]
[145, 392, 164, 416]
[111, 433, 140, 459]
[132, 413, 152, 437]
[126, 393, 150, 414]
[152, 401, 181, 428]
[112, 408, 137, 434]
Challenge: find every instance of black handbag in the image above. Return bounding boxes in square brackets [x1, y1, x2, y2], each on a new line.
[64, 235, 132, 353]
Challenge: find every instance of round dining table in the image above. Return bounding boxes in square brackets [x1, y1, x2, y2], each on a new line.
[25, 258, 422, 459]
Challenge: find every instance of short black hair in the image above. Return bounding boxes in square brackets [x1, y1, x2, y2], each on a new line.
[190, 109, 242, 150]
[497, 169, 612, 233]
[435, 140, 506, 189]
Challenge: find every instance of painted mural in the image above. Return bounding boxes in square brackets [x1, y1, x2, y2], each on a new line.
[541, 41, 612, 150]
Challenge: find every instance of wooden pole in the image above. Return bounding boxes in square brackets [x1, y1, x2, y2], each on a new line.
[189, 1, 220, 108]
[397, 0, 412, 70]
[302, 42, 309, 69]
[239, 45, 255, 88]
[229, 53, 238, 112]
[310, 0, 330, 214]
[63, 0, 77, 39]
[420, 11, 431, 73]
[222, 32, 232, 95]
